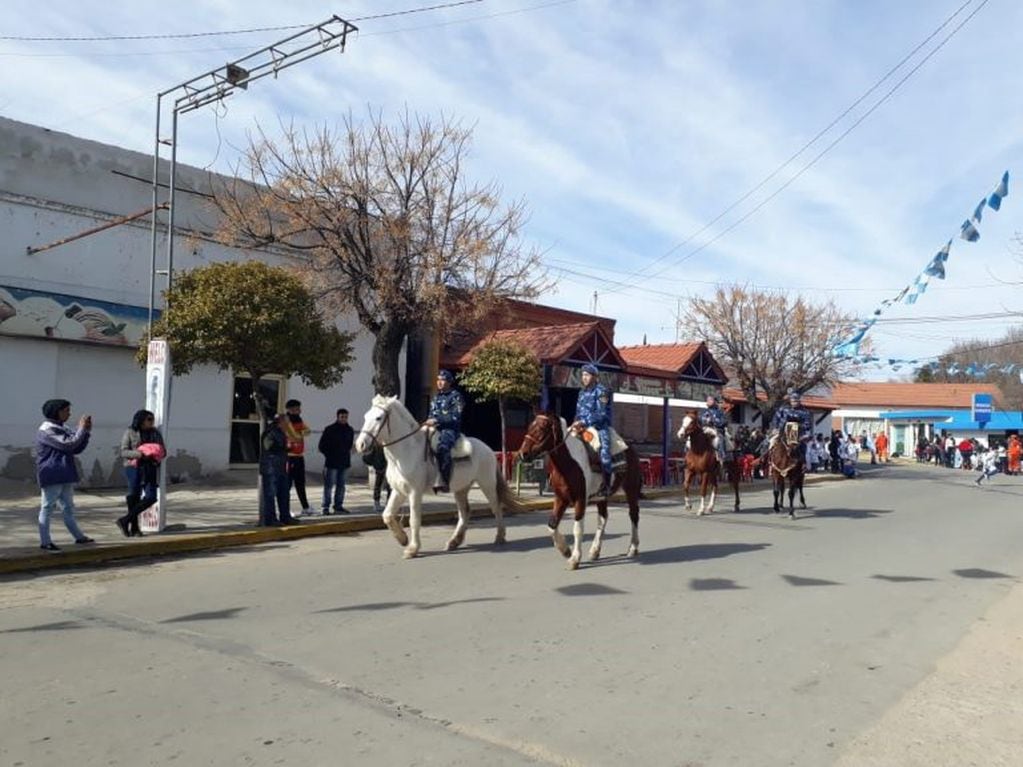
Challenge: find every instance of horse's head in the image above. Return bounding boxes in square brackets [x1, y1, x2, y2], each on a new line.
[677, 410, 700, 440]
[355, 394, 398, 454]
[519, 412, 561, 461]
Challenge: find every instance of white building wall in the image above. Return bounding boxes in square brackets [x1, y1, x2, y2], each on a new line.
[0, 117, 385, 486]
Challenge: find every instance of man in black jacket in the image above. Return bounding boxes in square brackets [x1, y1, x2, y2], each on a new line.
[318, 408, 355, 514]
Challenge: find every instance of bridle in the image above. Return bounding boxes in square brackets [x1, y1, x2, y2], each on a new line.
[359, 406, 424, 450]
[519, 414, 569, 462]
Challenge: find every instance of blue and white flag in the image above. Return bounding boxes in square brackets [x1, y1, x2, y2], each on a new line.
[960, 218, 980, 242]
[988, 171, 1010, 211]
[923, 240, 951, 279]
[972, 198, 986, 224]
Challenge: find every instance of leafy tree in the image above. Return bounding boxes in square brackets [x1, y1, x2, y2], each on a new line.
[139, 261, 355, 428]
[679, 285, 862, 425]
[211, 110, 548, 398]
[458, 339, 542, 473]
[913, 328, 1023, 409]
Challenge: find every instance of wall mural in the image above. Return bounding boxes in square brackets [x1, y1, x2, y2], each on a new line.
[0, 285, 150, 347]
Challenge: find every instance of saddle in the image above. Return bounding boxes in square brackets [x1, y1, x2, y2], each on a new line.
[580, 427, 628, 473]
[427, 430, 473, 460]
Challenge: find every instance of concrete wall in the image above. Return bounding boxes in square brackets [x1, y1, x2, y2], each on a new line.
[0, 117, 387, 486]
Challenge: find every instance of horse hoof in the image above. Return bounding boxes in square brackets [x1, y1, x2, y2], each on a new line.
[494, 531, 507, 545]
[589, 548, 601, 561]
[800, 503, 807, 509]
[402, 546, 419, 559]
[395, 532, 409, 547]
[567, 556, 581, 571]
[445, 538, 460, 551]
[788, 512, 795, 520]
[626, 545, 639, 558]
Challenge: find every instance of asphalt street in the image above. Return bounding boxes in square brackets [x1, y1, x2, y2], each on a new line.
[1, 464, 1021, 767]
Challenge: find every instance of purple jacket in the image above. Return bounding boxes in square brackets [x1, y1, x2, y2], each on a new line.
[35, 419, 91, 487]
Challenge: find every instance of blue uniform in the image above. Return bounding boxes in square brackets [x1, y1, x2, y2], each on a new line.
[699, 405, 728, 460]
[575, 382, 613, 474]
[771, 403, 813, 462]
[429, 388, 464, 486]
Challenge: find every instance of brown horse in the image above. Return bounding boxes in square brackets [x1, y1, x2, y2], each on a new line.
[677, 410, 721, 514]
[767, 428, 806, 518]
[519, 413, 641, 569]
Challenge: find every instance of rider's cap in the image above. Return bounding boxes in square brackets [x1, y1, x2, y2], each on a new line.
[581, 363, 599, 375]
[437, 369, 454, 382]
[706, 393, 719, 403]
[788, 389, 801, 401]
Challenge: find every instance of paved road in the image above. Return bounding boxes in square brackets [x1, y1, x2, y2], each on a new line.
[1, 465, 1021, 766]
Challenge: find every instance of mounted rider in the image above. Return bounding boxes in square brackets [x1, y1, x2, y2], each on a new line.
[571, 363, 613, 496]
[425, 369, 464, 493]
[770, 389, 813, 462]
[698, 392, 729, 463]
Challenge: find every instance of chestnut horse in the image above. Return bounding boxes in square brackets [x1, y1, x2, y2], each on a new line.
[677, 411, 721, 514]
[767, 429, 806, 518]
[519, 414, 641, 569]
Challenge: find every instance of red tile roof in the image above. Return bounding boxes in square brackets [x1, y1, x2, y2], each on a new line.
[723, 387, 836, 411]
[617, 342, 703, 373]
[829, 382, 1005, 409]
[448, 322, 622, 368]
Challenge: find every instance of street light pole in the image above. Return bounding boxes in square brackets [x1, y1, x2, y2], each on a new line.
[142, 14, 358, 532]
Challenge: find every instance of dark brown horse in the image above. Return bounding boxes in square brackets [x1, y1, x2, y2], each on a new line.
[767, 427, 806, 518]
[519, 413, 641, 569]
[677, 410, 721, 514]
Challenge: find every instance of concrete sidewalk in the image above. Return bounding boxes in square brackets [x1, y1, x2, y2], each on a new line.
[0, 467, 858, 575]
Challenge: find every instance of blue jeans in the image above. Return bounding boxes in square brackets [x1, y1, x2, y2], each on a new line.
[39, 483, 86, 545]
[260, 471, 291, 525]
[322, 467, 349, 512]
[124, 466, 158, 528]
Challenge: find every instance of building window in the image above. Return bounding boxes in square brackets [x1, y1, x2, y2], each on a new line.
[229, 375, 284, 465]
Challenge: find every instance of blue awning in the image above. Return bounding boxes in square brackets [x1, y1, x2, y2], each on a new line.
[878, 410, 957, 421]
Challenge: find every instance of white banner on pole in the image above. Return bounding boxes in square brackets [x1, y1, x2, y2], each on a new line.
[141, 338, 170, 532]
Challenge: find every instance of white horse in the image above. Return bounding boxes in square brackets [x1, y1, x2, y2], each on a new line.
[354, 395, 522, 559]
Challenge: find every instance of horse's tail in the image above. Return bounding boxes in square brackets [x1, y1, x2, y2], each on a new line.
[496, 468, 530, 515]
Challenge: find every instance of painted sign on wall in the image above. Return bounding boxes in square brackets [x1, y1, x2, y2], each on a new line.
[0, 284, 149, 347]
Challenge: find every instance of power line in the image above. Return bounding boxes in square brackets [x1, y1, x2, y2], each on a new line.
[558, 0, 989, 298]
[0, 0, 485, 42]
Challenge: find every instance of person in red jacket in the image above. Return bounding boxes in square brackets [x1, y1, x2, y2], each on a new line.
[958, 438, 974, 470]
[282, 399, 313, 516]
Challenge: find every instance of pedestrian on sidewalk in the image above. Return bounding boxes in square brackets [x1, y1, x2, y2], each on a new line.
[260, 412, 296, 526]
[364, 444, 391, 513]
[116, 409, 166, 538]
[875, 430, 889, 462]
[1008, 434, 1021, 475]
[282, 399, 313, 517]
[318, 408, 354, 515]
[35, 399, 94, 551]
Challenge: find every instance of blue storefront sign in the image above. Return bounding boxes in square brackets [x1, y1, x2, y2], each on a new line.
[972, 393, 993, 425]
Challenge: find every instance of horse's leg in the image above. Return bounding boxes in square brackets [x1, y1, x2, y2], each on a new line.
[683, 469, 693, 510]
[568, 499, 586, 571]
[625, 469, 641, 557]
[798, 474, 807, 509]
[772, 477, 782, 513]
[446, 489, 471, 550]
[403, 490, 422, 559]
[731, 461, 741, 511]
[706, 471, 718, 514]
[697, 473, 707, 516]
[549, 498, 570, 558]
[787, 480, 797, 519]
[382, 489, 409, 548]
[589, 499, 608, 561]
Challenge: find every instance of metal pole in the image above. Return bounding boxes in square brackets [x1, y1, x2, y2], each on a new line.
[148, 94, 162, 333]
[662, 397, 670, 485]
[165, 107, 179, 294]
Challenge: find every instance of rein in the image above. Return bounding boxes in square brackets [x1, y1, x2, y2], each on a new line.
[521, 417, 570, 462]
[360, 408, 425, 450]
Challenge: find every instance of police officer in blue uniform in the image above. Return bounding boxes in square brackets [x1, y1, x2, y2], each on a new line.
[771, 389, 813, 461]
[698, 393, 729, 462]
[571, 363, 613, 496]
[426, 369, 464, 493]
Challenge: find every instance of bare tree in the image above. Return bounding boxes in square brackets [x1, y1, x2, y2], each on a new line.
[680, 285, 863, 424]
[211, 110, 548, 396]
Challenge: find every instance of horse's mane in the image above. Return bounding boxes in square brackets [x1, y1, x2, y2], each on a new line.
[371, 394, 419, 430]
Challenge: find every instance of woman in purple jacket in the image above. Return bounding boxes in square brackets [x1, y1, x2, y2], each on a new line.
[35, 399, 93, 551]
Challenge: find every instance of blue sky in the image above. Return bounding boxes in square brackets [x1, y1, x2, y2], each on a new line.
[2, 0, 1021, 377]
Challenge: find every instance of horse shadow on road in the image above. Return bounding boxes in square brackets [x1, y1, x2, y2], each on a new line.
[587, 541, 771, 569]
[796, 507, 893, 520]
[313, 597, 506, 613]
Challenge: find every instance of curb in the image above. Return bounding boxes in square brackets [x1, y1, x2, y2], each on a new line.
[0, 474, 851, 576]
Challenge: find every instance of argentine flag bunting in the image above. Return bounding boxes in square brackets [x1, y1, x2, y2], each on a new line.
[960, 219, 980, 242]
[988, 171, 1009, 211]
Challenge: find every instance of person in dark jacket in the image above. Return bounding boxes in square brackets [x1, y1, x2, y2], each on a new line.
[828, 431, 841, 473]
[35, 398, 94, 551]
[260, 412, 296, 527]
[117, 409, 166, 538]
[318, 408, 355, 515]
[364, 444, 391, 514]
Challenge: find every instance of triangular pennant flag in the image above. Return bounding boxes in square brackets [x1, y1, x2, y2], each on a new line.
[960, 219, 980, 242]
[988, 171, 1009, 211]
[972, 198, 986, 224]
